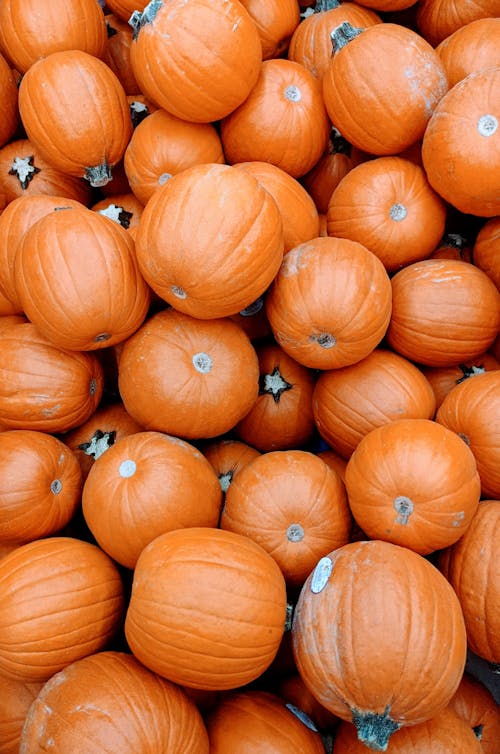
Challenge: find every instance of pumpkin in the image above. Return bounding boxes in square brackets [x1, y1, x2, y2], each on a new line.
[118, 308, 260, 440]
[287, 0, 381, 81]
[438, 500, 500, 666]
[322, 21, 448, 156]
[344, 418, 481, 554]
[105, 0, 148, 21]
[229, 295, 273, 341]
[429, 232, 473, 263]
[202, 438, 261, 494]
[332, 708, 482, 753]
[435, 18, 500, 89]
[232, 160, 320, 252]
[0, 322, 103, 433]
[18, 50, 132, 187]
[436, 370, 500, 500]
[123, 108, 225, 207]
[127, 93, 158, 129]
[0, 52, 18, 150]
[220, 58, 331, 179]
[0, 0, 107, 74]
[420, 353, 499, 410]
[0, 675, 42, 754]
[473, 217, 500, 290]
[19, 651, 210, 754]
[0, 429, 82, 545]
[292, 539, 467, 751]
[61, 400, 144, 481]
[235, 342, 317, 452]
[0, 138, 93, 206]
[387, 259, 500, 367]
[82, 431, 222, 569]
[0, 537, 124, 682]
[239, 0, 300, 60]
[125, 527, 288, 690]
[205, 689, 326, 753]
[134, 163, 284, 319]
[221, 449, 351, 586]
[416, 0, 500, 47]
[129, 0, 262, 123]
[104, 13, 139, 96]
[449, 673, 500, 754]
[421, 66, 500, 218]
[276, 673, 338, 733]
[326, 156, 447, 273]
[312, 348, 436, 459]
[317, 448, 347, 483]
[91, 192, 144, 236]
[265, 236, 392, 370]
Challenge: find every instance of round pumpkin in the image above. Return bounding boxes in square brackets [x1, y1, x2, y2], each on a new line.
[435, 18, 500, 89]
[416, 0, 500, 47]
[473, 217, 500, 291]
[18, 49, 132, 187]
[0, 675, 42, 754]
[19, 651, 210, 754]
[0, 51, 19, 150]
[125, 527, 288, 690]
[82, 431, 223, 568]
[292, 539, 467, 751]
[265, 235, 392, 370]
[449, 673, 500, 754]
[105, 0, 148, 21]
[0, 537, 124, 682]
[221, 449, 351, 586]
[202, 438, 261, 494]
[312, 348, 436, 459]
[344, 418, 481, 554]
[387, 259, 500, 367]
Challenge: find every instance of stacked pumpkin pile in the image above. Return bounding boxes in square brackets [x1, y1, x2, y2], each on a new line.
[0, 0, 499, 751]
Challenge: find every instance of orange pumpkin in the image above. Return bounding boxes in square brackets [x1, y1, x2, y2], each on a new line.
[326, 156, 447, 272]
[473, 217, 500, 290]
[18, 50, 132, 187]
[0, 537, 124, 682]
[239, 0, 300, 60]
[118, 309, 260, 440]
[429, 232, 473, 263]
[105, 0, 148, 21]
[345, 418, 481, 554]
[129, 0, 262, 123]
[134, 163, 284, 319]
[221, 58, 331, 179]
[235, 342, 316, 452]
[20, 651, 210, 754]
[313, 348, 436, 459]
[0, 322, 103, 433]
[229, 295, 272, 341]
[276, 673, 338, 733]
[416, 0, 500, 47]
[387, 259, 500, 367]
[0, 51, 18, 150]
[91, 192, 144, 236]
[127, 93, 158, 129]
[221, 449, 351, 586]
[449, 673, 500, 754]
[317, 448, 347, 483]
[420, 353, 499, 410]
[435, 18, 500, 89]
[292, 540, 467, 751]
[265, 236, 392, 370]
[125, 527, 287, 690]
[104, 13, 139, 96]
[202, 438, 261, 494]
[82, 431, 223, 569]
[0, 675, 42, 754]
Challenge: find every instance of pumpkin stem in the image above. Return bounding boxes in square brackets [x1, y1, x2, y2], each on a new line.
[352, 708, 400, 752]
[129, 99, 150, 129]
[315, 0, 342, 12]
[329, 127, 352, 156]
[472, 724, 483, 741]
[330, 21, 364, 53]
[98, 203, 133, 229]
[129, 0, 163, 39]
[85, 162, 113, 188]
[285, 602, 295, 631]
[8, 155, 41, 189]
[440, 232, 468, 251]
[259, 366, 292, 404]
[218, 470, 233, 494]
[78, 429, 116, 461]
[394, 496, 413, 525]
[456, 363, 485, 384]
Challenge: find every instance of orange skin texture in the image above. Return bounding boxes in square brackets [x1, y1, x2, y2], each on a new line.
[202, 438, 261, 494]
[239, 0, 301, 60]
[473, 216, 500, 291]
[0, 675, 42, 754]
[104, 13, 139, 96]
[449, 673, 500, 754]
[420, 352, 499, 410]
[0, 51, 18, 149]
[435, 17, 500, 89]
[416, 0, 500, 47]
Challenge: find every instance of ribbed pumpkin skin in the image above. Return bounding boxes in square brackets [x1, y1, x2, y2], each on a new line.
[205, 690, 326, 753]
[221, 449, 351, 586]
[439, 500, 500, 666]
[14, 205, 150, 351]
[135, 163, 284, 319]
[104, 13, 139, 96]
[416, 0, 500, 47]
[0, 323, 103, 432]
[0, 537, 124, 683]
[421, 67, 500, 217]
[292, 540, 467, 750]
[129, 0, 262, 123]
[436, 370, 500, 498]
[82, 431, 223, 569]
[19, 651, 210, 754]
[435, 18, 500, 89]
[0, 430, 82, 545]
[344, 418, 481, 555]
[117, 308, 260, 440]
[125, 527, 287, 690]
[0, 676, 42, 754]
[473, 217, 500, 291]
[105, 0, 148, 21]
[387, 259, 500, 367]
[332, 708, 482, 753]
[0, 52, 19, 150]
[240, 0, 300, 60]
[313, 348, 436, 459]
[265, 236, 392, 370]
[322, 22, 448, 156]
[0, 0, 107, 74]
[449, 673, 500, 754]
[421, 353, 499, 411]
[18, 50, 132, 186]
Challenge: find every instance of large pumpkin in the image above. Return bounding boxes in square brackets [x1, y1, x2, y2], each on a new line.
[292, 539, 467, 751]
[19, 651, 210, 754]
[134, 163, 284, 319]
[125, 527, 287, 690]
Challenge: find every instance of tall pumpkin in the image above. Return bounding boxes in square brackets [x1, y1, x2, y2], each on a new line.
[18, 50, 132, 187]
[292, 539, 467, 751]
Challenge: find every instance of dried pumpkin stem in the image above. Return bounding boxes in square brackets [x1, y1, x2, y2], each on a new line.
[315, 0, 342, 12]
[330, 21, 364, 53]
[260, 367, 292, 404]
[85, 161, 113, 188]
[9, 155, 40, 189]
[352, 708, 400, 752]
[129, 0, 163, 38]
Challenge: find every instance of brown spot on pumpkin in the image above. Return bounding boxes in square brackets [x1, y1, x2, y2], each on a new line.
[94, 332, 111, 342]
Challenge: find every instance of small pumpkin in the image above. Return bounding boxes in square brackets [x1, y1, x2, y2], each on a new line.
[473, 217, 500, 291]
[435, 18, 500, 89]
[420, 353, 499, 410]
[239, 0, 301, 60]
